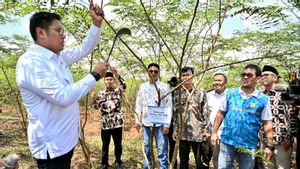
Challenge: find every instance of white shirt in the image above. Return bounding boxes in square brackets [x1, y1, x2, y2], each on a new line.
[16, 25, 102, 159]
[135, 80, 172, 127]
[219, 87, 272, 120]
[207, 89, 226, 137]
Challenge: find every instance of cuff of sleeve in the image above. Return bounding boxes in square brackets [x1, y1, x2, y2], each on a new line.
[135, 113, 140, 124]
[90, 24, 103, 35]
[85, 74, 97, 86]
[90, 71, 101, 81]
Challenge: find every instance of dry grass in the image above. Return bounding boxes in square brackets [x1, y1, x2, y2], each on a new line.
[1, 105, 297, 169]
[0, 106, 147, 169]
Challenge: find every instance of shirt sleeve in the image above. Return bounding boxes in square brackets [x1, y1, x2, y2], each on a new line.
[202, 92, 209, 134]
[60, 24, 102, 65]
[118, 76, 126, 91]
[92, 91, 102, 109]
[286, 104, 298, 139]
[163, 85, 172, 128]
[18, 56, 96, 107]
[261, 98, 272, 120]
[16, 25, 102, 108]
[172, 90, 179, 132]
[219, 94, 227, 112]
[135, 85, 143, 124]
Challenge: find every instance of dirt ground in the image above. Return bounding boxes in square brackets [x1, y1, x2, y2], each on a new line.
[0, 105, 298, 169]
[0, 105, 144, 169]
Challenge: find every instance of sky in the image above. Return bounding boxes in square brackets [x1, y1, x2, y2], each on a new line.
[0, 14, 31, 38]
[0, 0, 296, 39]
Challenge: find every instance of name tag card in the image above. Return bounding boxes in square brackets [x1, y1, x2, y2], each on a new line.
[148, 106, 171, 124]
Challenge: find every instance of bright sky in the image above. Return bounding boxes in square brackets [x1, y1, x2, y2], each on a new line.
[0, 0, 296, 38]
[0, 14, 31, 37]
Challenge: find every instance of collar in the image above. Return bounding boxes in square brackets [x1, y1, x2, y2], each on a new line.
[31, 43, 57, 60]
[213, 88, 227, 96]
[148, 80, 161, 85]
[182, 85, 196, 93]
[263, 89, 276, 96]
[105, 87, 116, 92]
[239, 86, 259, 97]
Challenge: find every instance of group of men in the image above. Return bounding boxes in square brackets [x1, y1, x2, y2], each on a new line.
[132, 63, 298, 169]
[14, 1, 299, 169]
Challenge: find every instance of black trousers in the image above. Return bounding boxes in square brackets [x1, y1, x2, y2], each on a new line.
[178, 140, 210, 169]
[168, 124, 178, 168]
[35, 148, 74, 169]
[101, 127, 123, 165]
[179, 140, 203, 169]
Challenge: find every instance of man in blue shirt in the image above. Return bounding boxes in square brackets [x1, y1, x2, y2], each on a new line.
[211, 64, 274, 169]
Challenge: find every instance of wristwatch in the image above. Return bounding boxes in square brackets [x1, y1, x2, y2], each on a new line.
[265, 145, 275, 151]
[90, 71, 100, 81]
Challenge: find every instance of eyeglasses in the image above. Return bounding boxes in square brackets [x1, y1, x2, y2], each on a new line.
[50, 28, 65, 36]
[149, 70, 159, 74]
[241, 73, 254, 78]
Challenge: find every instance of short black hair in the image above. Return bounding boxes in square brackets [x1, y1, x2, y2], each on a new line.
[244, 64, 262, 77]
[29, 11, 61, 41]
[105, 72, 114, 78]
[147, 63, 160, 70]
[213, 72, 227, 83]
[182, 66, 194, 74]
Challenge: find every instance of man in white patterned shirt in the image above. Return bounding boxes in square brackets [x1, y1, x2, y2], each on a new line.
[135, 63, 172, 169]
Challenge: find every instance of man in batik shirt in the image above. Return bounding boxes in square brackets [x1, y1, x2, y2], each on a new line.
[172, 66, 209, 169]
[259, 65, 297, 169]
[92, 68, 126, 169]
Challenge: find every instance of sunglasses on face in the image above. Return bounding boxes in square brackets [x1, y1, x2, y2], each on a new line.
[241, 73, 255, 78]
[149, 70, 159, 74]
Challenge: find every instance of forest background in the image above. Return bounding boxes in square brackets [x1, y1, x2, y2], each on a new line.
[0, 0, 299, 168]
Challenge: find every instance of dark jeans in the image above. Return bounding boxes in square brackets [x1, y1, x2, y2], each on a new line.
[101, 127, 123, 165]
[179, 140, 208, 169]
[35, 148, 74, 169]
[168, 124, 177, 168]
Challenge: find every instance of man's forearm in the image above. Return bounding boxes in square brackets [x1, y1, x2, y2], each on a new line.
[263, 120, 274, 146]
[212, 110, 224, 134]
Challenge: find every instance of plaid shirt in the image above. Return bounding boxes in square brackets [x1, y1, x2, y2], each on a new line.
[93, 77, 126, 130]
[260, 90, 297, 144]
[173, 86, 208, 142]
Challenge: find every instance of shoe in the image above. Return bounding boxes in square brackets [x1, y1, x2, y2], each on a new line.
[100, 165, 108, 169]
[115, 162, 123, 169]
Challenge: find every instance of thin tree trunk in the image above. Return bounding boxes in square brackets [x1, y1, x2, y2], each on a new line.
[1, 67, 27, 137]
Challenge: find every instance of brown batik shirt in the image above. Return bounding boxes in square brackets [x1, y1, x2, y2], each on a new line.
[173, 86, 209, 142]
[260, 90, 297, 144]
[93, 77, 126, 130]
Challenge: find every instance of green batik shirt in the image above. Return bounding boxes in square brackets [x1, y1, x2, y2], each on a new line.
[173, 86, 209, 142]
